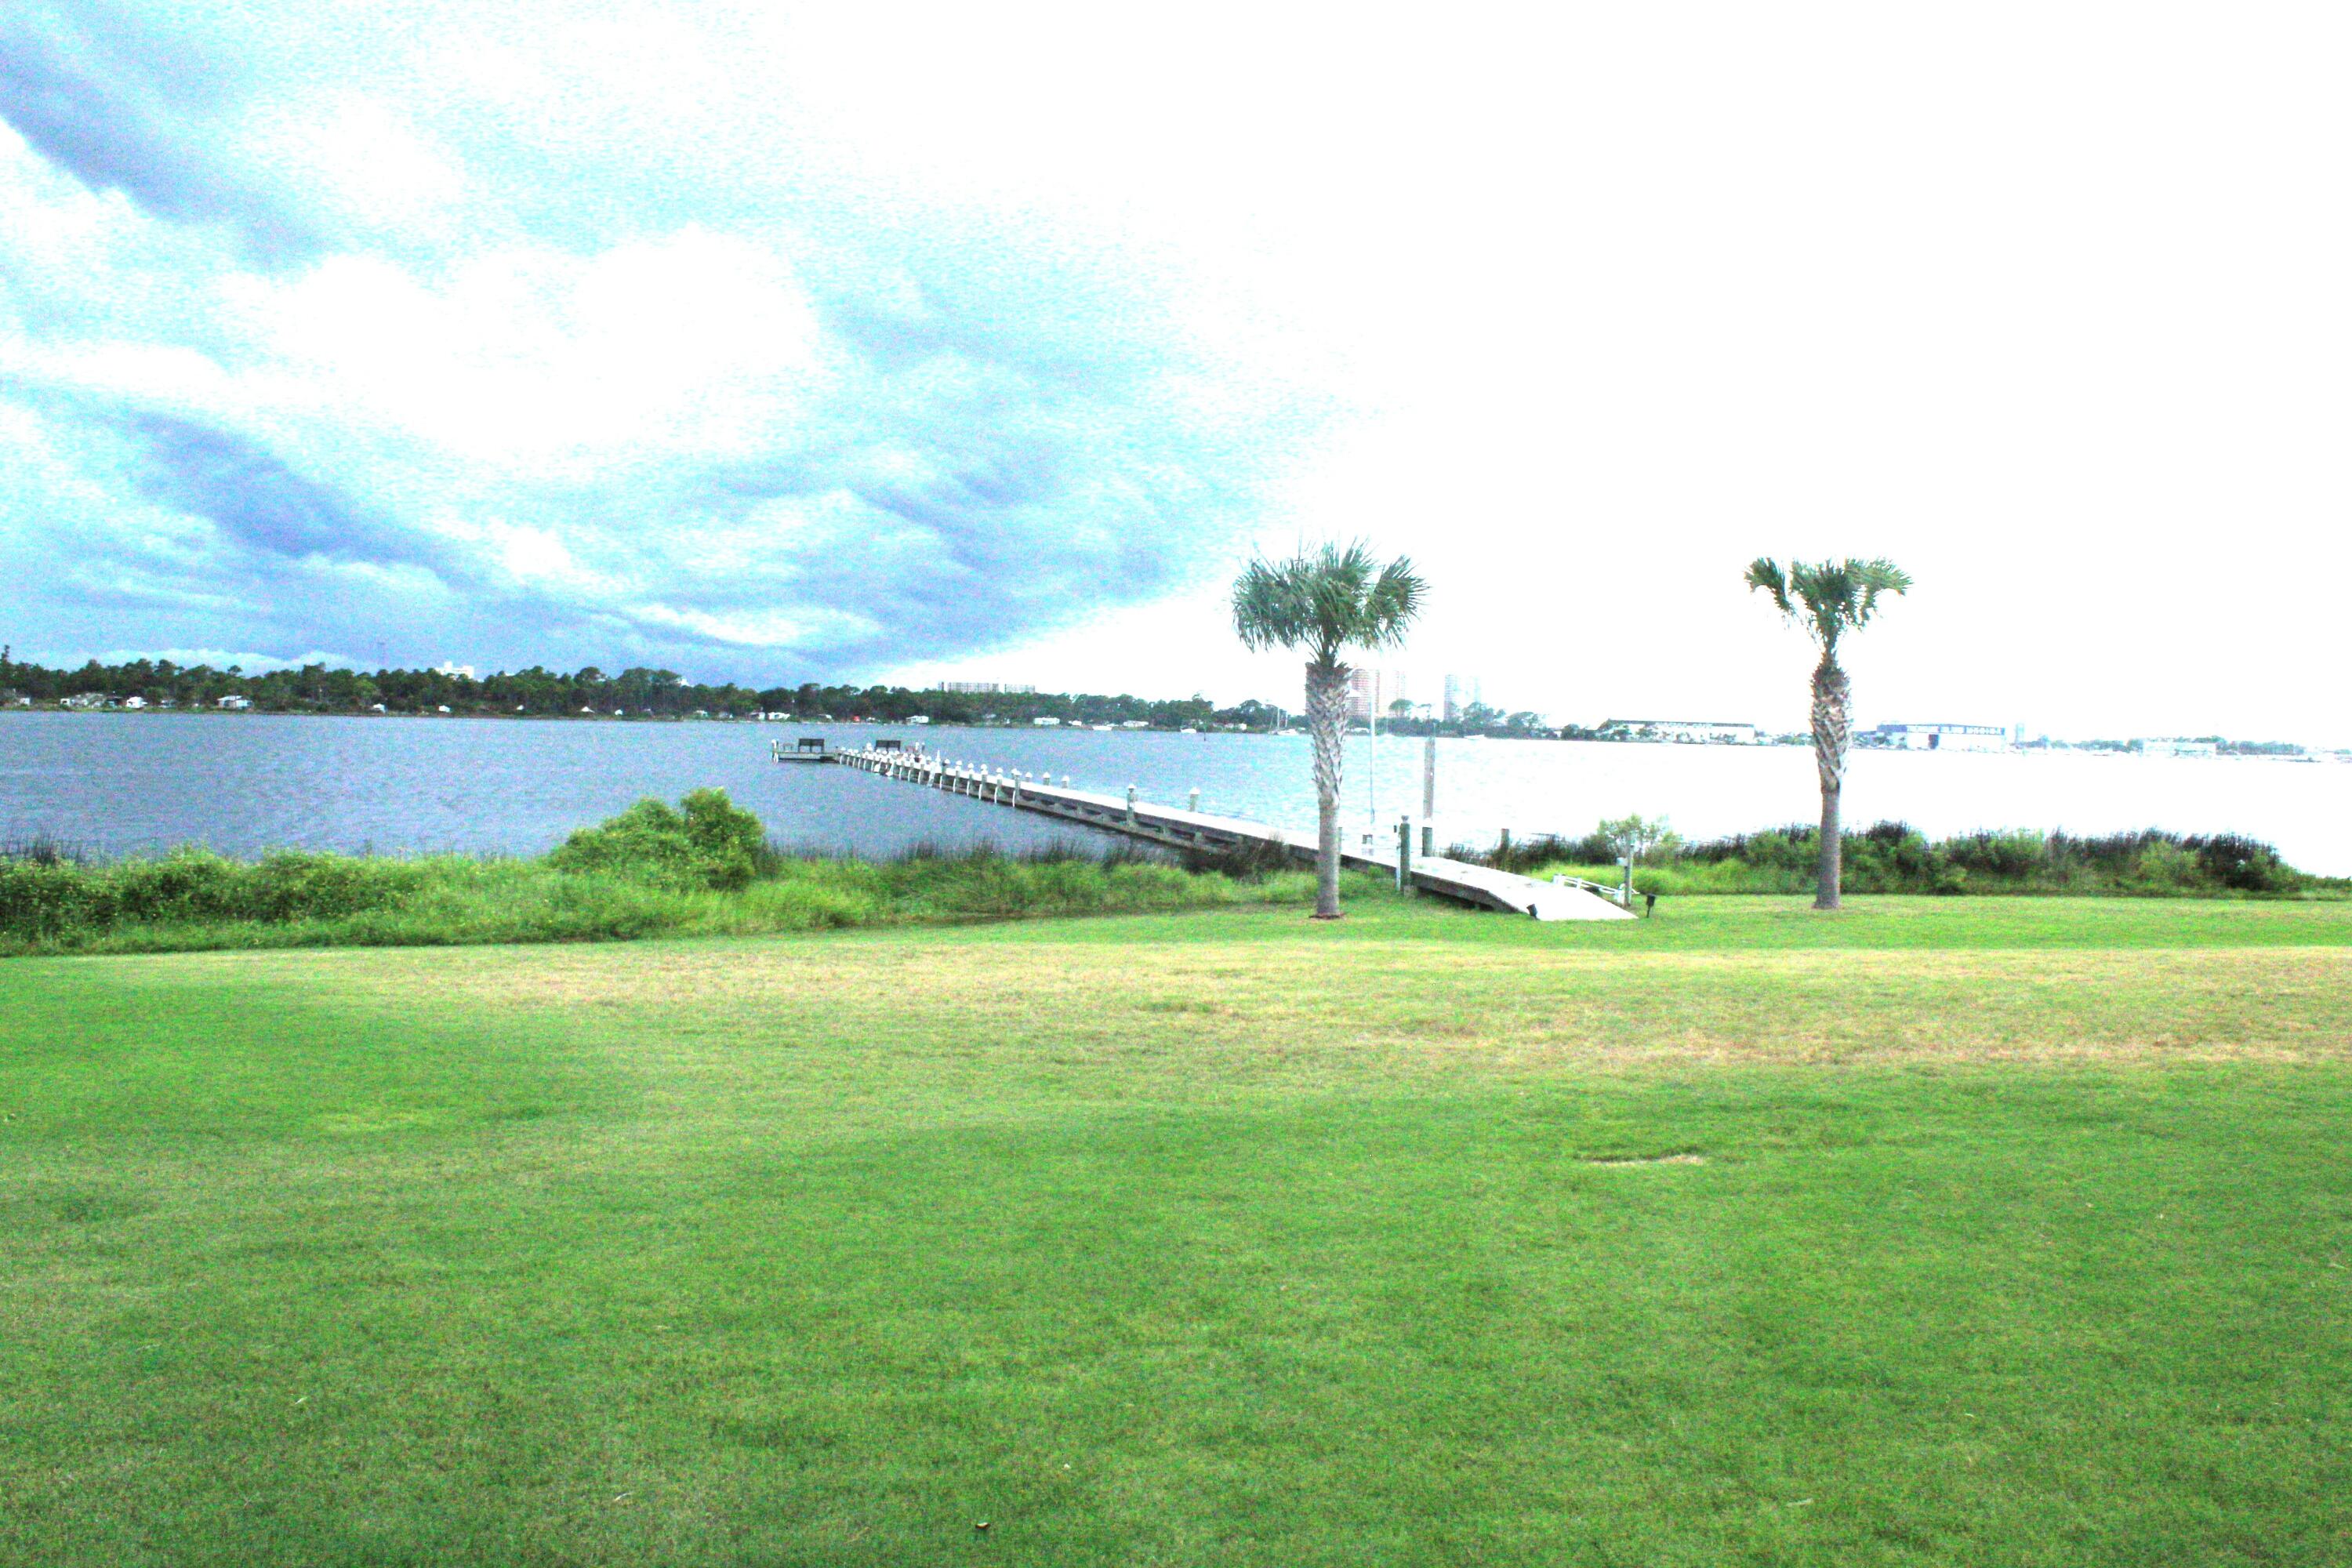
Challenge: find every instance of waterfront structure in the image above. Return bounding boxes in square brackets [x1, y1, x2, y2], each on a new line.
[1442, 673, 1480, 722]
[217, 695, 251, 710]
[822, 743, 1636, 920]
[1874, 722, 2008, 753]
[1599, 719, 1760, 744]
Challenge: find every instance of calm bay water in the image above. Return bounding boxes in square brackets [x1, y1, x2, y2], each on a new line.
[5, 712, 2347, 875]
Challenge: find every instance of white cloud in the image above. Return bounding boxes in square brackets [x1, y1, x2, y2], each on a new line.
[3, 1, 2348, 742]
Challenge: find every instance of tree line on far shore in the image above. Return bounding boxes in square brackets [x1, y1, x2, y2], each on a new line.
[0, 651, 1686, 739]
[0, 652, 1267, 730]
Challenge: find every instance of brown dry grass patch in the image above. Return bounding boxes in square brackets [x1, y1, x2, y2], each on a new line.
[117, 931, 2352, 1082]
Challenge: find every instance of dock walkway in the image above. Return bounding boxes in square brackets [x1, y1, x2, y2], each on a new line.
[811, 742, 1634, 921]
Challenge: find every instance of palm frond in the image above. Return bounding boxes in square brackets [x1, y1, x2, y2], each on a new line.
[1359, 556, 1425, 651]
[1744, 557, 1794, 619]
[1750, 555, 1911, 652]
[1230, 539, 1426, 662]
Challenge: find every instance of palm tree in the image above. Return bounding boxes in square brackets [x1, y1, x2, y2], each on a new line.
[1744, 557, 1912, 910]
[1233, 541, 1425, 919]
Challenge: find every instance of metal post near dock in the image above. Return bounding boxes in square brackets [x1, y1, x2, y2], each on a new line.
[1421, 736, 1436, 856]
[1396, 817, 1414, 893]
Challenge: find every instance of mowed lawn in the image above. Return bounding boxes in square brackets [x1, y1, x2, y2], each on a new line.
[4, 897, 2350, 1566]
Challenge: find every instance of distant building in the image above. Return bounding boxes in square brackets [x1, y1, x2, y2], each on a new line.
[435, 660, 477, 681]
[121, 695, 146, 710]
[1600, 719, 1759, 745]
[1443, 673, 1481, 722]
[941, 680, 1036, 695]
[1345, 668, 1406, 724]
[217, 695, 251, 710]
[906, 714, 931, 724]
[1874, 722, 2007, 753]
[1032, 716, 1062, 727]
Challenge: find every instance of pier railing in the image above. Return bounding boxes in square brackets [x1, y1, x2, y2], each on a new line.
[810, 743, 1636, 921]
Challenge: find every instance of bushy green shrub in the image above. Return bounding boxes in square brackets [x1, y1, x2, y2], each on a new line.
[2192, 833, 2291, 893]
[1944, 829, 2049, 881]
[2132, 839, 2201, 891]
[548, 788, 771, 890]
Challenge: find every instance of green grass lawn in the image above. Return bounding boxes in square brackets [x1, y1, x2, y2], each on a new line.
[5, 896, 2349, 1566]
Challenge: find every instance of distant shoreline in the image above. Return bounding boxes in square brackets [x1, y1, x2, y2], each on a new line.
[5, 706, 2343, 760]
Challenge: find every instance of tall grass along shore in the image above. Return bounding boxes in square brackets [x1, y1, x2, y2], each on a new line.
[3, 790, 2339, 958]
[1501, 818, 2343, 898]
[0, 789, 1338, 957]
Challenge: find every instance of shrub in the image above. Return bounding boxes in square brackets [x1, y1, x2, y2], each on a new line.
[2192, 833, 2290, 893]
[1598, 814, 1685, 865]
[549, 789, 770, 890]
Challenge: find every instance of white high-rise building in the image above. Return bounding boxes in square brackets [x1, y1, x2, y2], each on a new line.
[1345, 668, 1407, 723]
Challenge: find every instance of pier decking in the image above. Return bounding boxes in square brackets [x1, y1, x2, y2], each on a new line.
[802, 742, 1635, 920]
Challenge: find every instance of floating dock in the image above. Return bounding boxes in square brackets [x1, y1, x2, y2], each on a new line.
[810, 742, 1635, 921]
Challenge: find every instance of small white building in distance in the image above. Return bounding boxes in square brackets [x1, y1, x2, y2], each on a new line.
[1032, 716, 1062, 727]
[1875, 722, 2008, 753]
[217, 694, 251, 710]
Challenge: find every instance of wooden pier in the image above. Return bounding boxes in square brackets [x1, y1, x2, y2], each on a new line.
[810, 742, 1635, 921]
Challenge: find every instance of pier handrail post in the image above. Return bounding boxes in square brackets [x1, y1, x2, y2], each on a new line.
[1188, 787, 1200, 813]
[1621, 854, 1634, 908]
[1421, 736, 1436, 856]
[1125, 785, 1138, 827]
[1396, 816, 1414, 894]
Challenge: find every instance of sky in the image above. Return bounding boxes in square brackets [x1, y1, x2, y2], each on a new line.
[2, 2, 2347, 742]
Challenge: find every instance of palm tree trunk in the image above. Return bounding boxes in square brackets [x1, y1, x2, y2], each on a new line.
[1811, 655, 1849, 910]
[1305, 658, 1348, 919]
